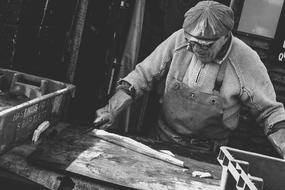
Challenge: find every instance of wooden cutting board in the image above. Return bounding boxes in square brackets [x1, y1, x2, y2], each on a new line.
[27, 128, 221, 190]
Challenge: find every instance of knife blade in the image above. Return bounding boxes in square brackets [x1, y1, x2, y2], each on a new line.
[80, 118, 110, 135]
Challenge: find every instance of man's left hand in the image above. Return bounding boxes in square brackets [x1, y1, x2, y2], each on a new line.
[268, 128, 285, 159]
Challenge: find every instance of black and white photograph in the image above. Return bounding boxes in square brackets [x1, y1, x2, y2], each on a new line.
[0, 0, 284, 189]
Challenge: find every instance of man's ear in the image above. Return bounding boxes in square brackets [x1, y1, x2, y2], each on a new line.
[225, 32, 232, 39]
[222, 33, 231, 44]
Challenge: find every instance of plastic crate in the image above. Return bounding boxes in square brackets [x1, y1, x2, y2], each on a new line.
[217, 146, 285, 190]
[0, 68, 75, 155]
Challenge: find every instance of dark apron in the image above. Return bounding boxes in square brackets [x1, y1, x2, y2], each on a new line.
[154, 58, 230, 151]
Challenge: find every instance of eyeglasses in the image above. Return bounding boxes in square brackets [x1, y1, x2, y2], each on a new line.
[187, 40, 216, 50]
[184, 32, 223, 50]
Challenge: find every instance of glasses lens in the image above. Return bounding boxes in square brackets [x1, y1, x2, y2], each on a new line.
[188, 40, 214, 49]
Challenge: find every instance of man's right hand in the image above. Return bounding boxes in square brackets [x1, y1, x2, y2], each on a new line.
[93, 89, 133, 131]
[93, 105, 113, 130]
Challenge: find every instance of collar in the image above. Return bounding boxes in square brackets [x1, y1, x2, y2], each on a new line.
[215, 33, 233, 65]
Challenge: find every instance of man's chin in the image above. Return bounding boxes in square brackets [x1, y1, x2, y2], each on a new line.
[198, 57, 212, 63]
[195, 53, 212, 63]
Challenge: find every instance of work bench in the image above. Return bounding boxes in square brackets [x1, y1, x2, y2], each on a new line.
[0, 122, 222, 190]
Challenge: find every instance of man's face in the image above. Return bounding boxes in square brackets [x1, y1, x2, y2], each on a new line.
[185, 33, 228, 63]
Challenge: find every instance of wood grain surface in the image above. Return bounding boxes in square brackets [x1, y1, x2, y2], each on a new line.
[0, 123, 121, 190]
[25, 127, 222, 190]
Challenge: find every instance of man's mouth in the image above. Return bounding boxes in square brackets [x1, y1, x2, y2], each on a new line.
[196, 52, 208, 58]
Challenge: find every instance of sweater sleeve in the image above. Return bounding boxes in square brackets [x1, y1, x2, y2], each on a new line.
[121, 30, 181, 98]
[239, 48, 285, 135]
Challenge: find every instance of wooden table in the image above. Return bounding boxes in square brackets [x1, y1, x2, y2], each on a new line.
[0, 123, 222, 190]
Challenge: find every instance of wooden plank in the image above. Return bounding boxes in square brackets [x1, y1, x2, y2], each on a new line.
[26, 128, 221, 190]
[0, 122, 127, 190]
[0, 143, 122, 190]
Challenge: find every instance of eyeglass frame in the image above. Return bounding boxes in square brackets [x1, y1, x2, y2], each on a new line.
[184, 32, 224, 50]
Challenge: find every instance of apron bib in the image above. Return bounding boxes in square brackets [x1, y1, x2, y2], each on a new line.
[155, 58, 230, 146]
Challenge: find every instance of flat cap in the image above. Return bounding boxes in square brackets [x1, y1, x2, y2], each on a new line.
[183, 1, 234, 40]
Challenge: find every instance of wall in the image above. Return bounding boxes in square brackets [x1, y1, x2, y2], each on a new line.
[0, 0, 134, 124]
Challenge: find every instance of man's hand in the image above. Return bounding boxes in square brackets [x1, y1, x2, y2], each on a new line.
[93, 89, 133, 131]
[93, 105, 113, 130]
[268, 127, 285, 159]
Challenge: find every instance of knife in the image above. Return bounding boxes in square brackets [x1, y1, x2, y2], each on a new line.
[80, 117, 110, 135]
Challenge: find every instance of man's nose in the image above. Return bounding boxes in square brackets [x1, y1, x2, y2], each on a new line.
[193, 45, 207, 52]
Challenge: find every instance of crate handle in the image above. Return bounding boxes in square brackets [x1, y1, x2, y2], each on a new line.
[9, 73, 48, 99]
[32, 121, 50, 143]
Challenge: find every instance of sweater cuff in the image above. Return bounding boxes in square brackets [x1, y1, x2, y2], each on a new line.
[116, 79, 136, 99]
[266, 120, 285, 136]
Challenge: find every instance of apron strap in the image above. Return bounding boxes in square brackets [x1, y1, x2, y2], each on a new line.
[213, 58, 229, 93]
[177, 54, 229, 93]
